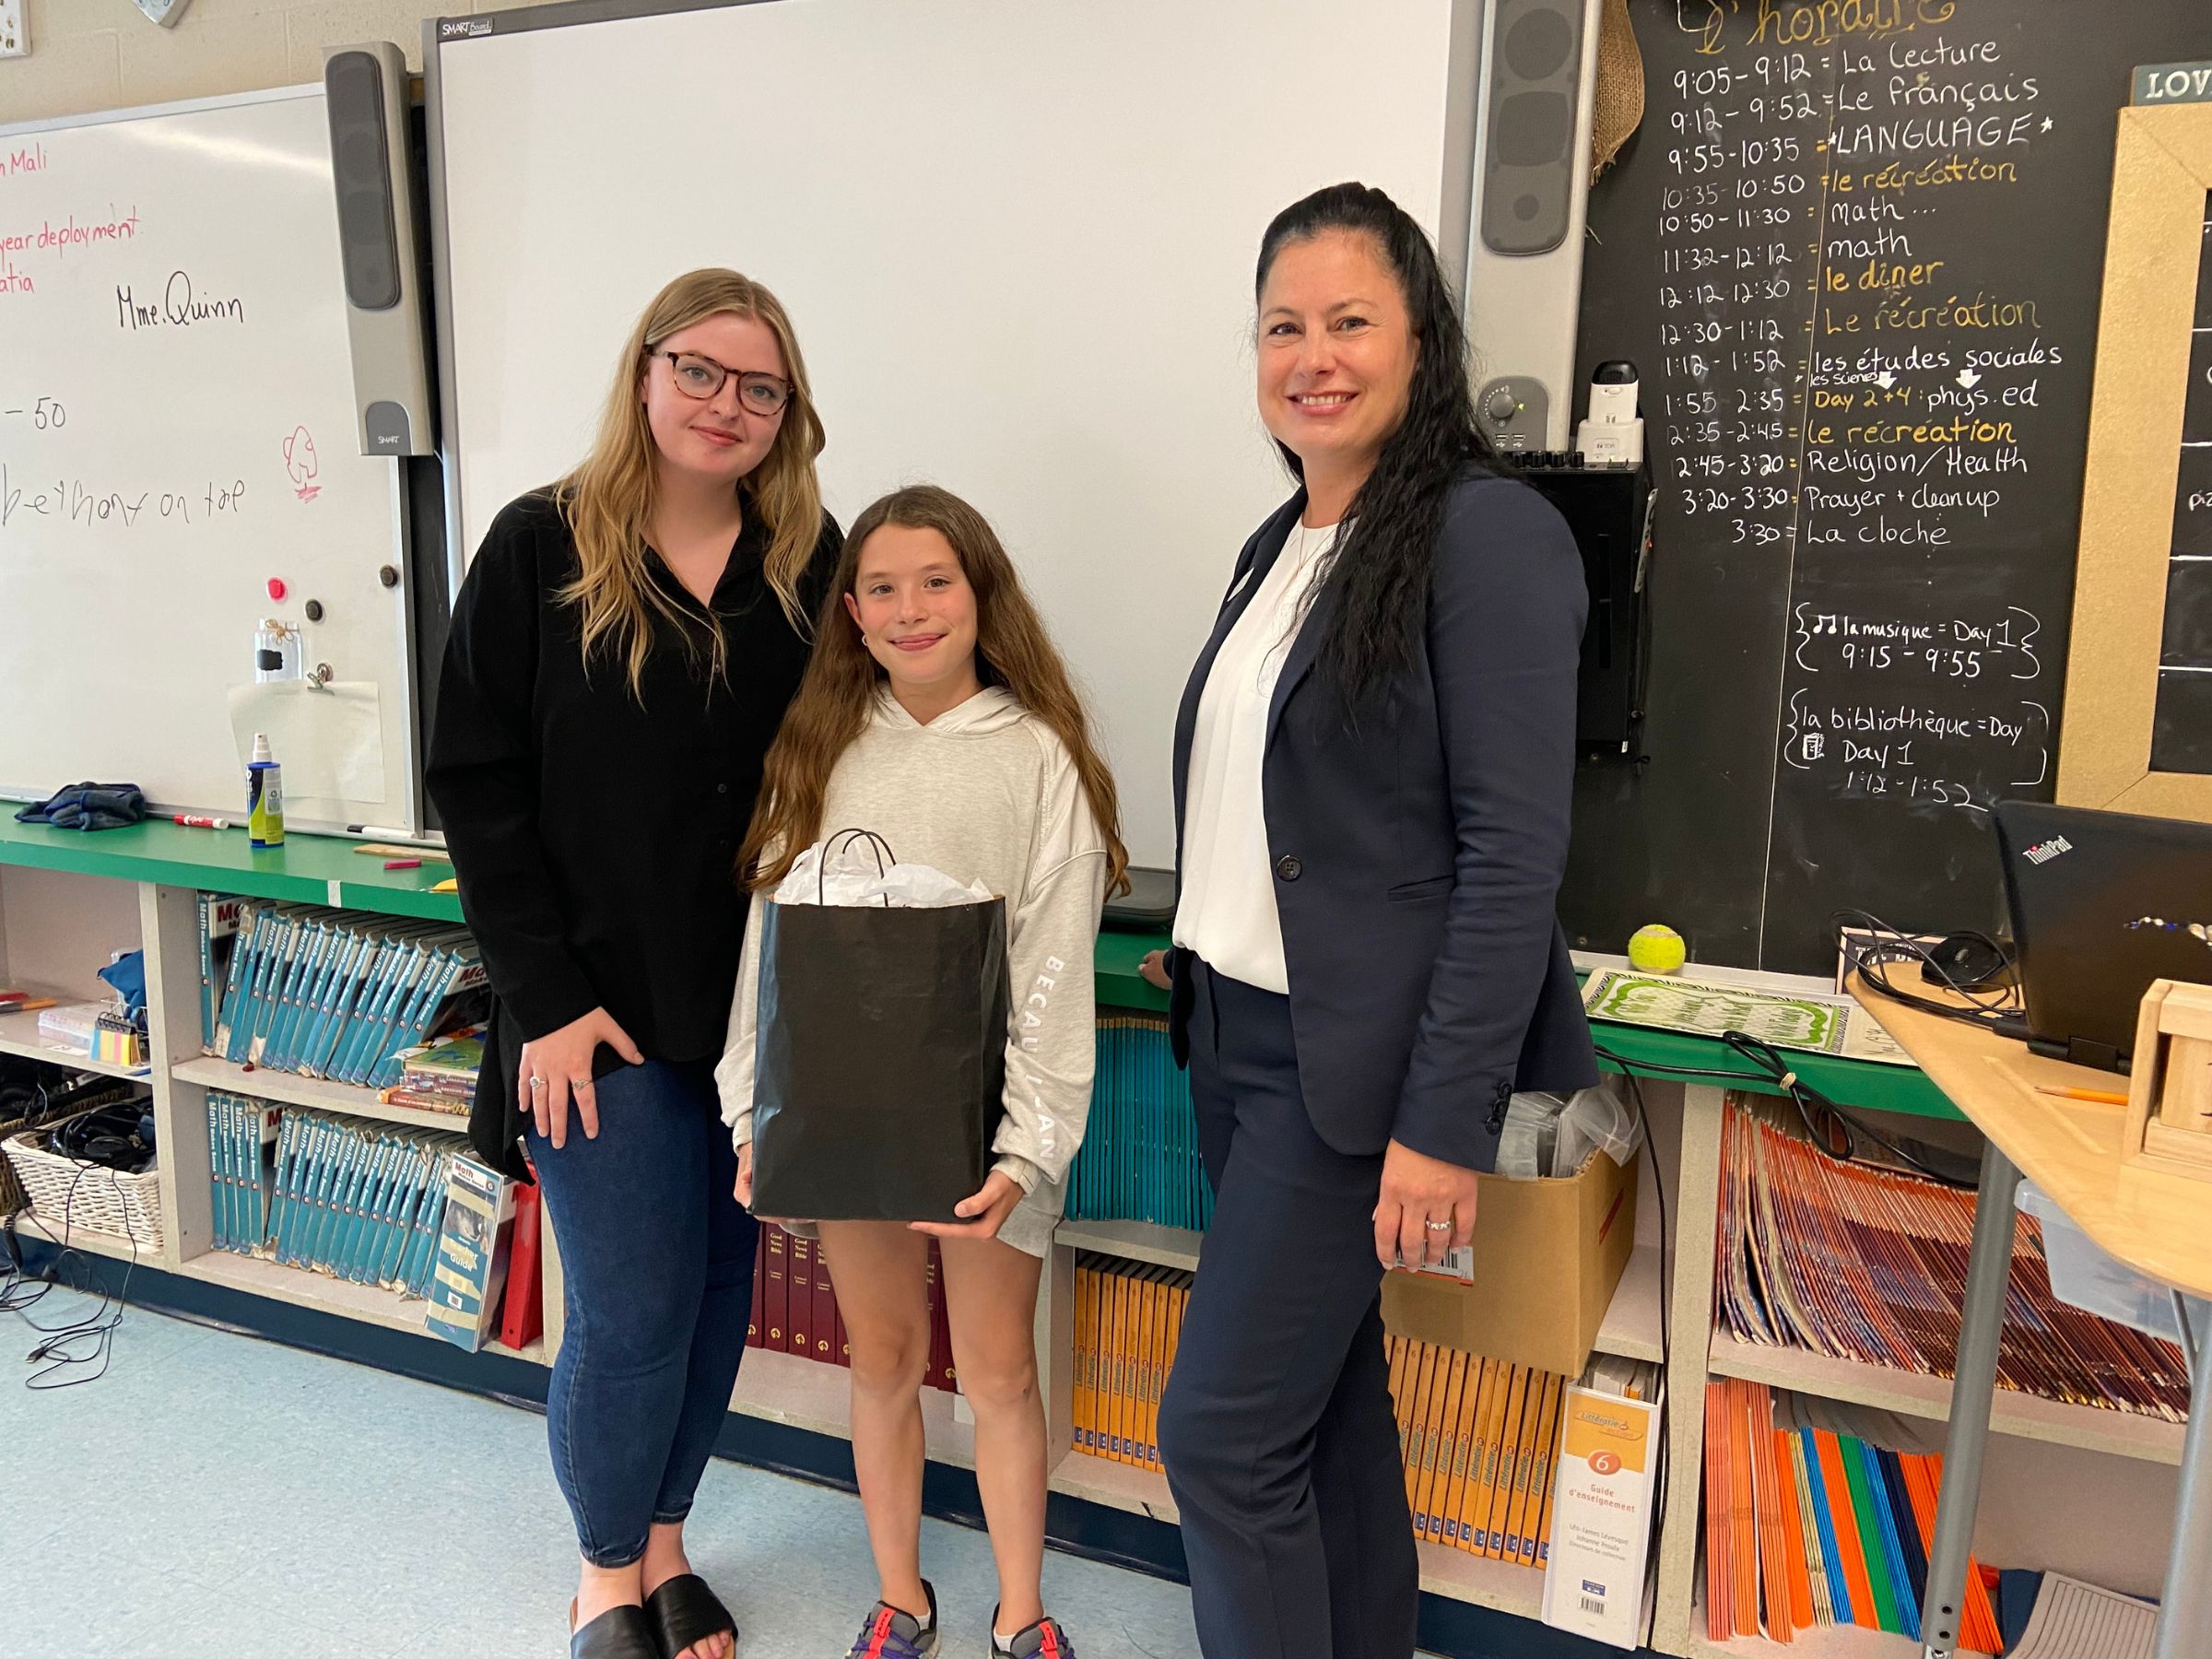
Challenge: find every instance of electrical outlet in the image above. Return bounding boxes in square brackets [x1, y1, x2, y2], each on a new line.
[0, 0, 29, 60]
[130, 0, 194, 25]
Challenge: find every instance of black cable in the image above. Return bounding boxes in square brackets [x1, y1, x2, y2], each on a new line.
[1, 1127, 137, 1389]
[1613, 1068, 1670, 1565]
[1831, 907, 2029, 1039]
[1594, 1033, 1975, 1191]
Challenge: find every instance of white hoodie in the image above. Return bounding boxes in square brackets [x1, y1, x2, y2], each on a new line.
[716, 686, 1109, 1257]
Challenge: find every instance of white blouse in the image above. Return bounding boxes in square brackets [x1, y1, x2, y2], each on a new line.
[1171, 517, 1339, 994]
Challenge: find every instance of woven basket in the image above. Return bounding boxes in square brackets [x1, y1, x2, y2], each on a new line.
[2, 1120, 163, 1250]
[0, 1110, 26, 1217]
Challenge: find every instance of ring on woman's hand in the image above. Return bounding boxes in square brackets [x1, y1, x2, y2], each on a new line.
[570, 1077, 592, 1089]
[1425, 1218, 1453, 1232]
[527, 1075, 546, 1092]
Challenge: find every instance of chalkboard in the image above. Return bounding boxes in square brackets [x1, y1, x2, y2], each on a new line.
[0, 88, 418, 830]
[1561, 0, 2212, 972]
[2155, 190, 2212, 773]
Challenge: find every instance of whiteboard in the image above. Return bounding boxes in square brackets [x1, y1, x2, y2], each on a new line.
[0, 88, 417, 830]
[428, 0, 1470, 865]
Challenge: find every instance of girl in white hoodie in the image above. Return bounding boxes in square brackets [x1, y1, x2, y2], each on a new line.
[718, 485, 1127, 1659]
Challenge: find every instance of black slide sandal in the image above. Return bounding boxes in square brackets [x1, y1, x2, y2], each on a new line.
[645, 1573, 738, 1658]
[571, 1605, 662, 1659]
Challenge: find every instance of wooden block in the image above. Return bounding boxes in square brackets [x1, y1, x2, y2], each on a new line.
[2143, 1120, 2212, 1167]
[2124, 982, 2212, 1181]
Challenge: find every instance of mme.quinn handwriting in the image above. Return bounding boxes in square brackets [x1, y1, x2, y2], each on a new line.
[116, 269, 244, 331]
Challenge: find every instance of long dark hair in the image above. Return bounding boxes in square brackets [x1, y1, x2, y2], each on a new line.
[740, 484, 1131, 899]
[1256, 182, 1502, 707]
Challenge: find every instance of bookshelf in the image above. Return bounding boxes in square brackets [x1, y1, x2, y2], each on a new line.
[171, 1054, 470, 1135]
[0, 824, 2184, 1656]
[1688, 1600, 1962, 1659]
[0, 1000, 151, 1082]
[1705, 1335, 2187, 1466]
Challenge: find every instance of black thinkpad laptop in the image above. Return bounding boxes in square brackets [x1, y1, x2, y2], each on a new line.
[1993, 801, 2212, 1071]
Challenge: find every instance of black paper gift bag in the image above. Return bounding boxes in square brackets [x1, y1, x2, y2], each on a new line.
[749, 889, 1010, 1223]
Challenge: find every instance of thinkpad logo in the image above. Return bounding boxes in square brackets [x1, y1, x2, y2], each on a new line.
[2023, 835, 2073, 865]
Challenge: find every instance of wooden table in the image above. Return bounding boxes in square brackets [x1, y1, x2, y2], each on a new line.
[1853, 979, 2212, 1659]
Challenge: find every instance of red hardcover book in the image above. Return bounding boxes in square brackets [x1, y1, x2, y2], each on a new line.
[497, 1181, 544, 1352]
[764, 1228, 791, 1354]
[811, 1241, 840, 1366]
[746, 1239, 763, 1348]
[788, 1236, 817, 1360]
[924, 1241, 949, 1393]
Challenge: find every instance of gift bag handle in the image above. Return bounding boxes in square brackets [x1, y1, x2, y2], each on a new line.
[820, 827, 898, 907]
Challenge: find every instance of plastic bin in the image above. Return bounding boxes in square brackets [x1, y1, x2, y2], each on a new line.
[2018, 1182, 2182, 1343]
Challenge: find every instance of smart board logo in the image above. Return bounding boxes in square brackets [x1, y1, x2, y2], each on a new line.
[2023, 835, 2074, 866]
[441, 18, 494, 39]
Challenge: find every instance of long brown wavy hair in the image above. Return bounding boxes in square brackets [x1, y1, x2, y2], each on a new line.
[740, 485, 1131, 898]
[553, 268, 827, 697]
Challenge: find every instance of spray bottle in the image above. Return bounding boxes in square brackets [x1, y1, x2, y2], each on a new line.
[247, 733, 285, 849]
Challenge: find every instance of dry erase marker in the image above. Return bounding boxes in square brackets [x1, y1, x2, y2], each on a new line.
[347, 824, 418, 840]
[173, 814, 231, 830]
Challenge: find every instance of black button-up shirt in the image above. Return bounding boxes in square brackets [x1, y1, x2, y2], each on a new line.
[427, 490, 840, 1172]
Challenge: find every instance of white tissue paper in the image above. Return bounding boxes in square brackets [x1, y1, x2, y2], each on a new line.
[771, 841, 993, 909]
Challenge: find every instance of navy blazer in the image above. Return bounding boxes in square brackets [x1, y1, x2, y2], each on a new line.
[1168, 468, 1598, 1172]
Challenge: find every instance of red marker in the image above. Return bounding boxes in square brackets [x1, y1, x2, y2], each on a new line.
[173, 815, 231, 830]
[383, 858, 422, 870]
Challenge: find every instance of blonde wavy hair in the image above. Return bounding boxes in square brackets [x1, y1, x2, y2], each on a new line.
[553, 268, 827, 696]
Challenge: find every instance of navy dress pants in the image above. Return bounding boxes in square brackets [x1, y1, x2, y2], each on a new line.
[1159, 959, 1419, 1659]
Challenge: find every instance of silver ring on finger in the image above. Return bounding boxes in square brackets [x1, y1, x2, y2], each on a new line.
[1425, 1218, 1453, 1232]
[570, 1077, 593, 1090]
[527, 1076, 546, 1092]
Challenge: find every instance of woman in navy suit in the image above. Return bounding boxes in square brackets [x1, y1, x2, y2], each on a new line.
[1139, 182, 1597, 1659]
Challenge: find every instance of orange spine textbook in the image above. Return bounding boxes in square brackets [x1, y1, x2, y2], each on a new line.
[1416, 1351, 1466, 1543]
[1157, 1276, 1189, 1471]
[1142, 1267, 1171, 1468]
[1516, 1373, 1562, 1568]
[1400, 1343, 1439, 1515]
[1072, 1263, 1095, 1453]
[1748, 1391, 1795, 1642]
[1704, 1382, 1734, 1641]
[1504, 1371, 1539, 1566]
[1127, 1269, 1158, 1466]
[1480, 1364, 1529, 1559]
[1771, 1429, 1814, 1635]
[1441, 1357, 1485, 1549]
[1105, 1267, 1133, 1464]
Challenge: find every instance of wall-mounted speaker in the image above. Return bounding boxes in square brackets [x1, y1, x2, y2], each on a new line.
[1465, 0, 1603, 452]
[325, 42, 434, 457]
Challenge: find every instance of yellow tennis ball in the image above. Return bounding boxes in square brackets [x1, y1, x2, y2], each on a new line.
[1628, 924, 1686, 974]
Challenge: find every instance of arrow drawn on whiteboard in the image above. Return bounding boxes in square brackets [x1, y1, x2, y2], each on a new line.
[284, 427, 320, 503]
[1873, 371, 1896, 390]
[1956, 369, 1982, 388]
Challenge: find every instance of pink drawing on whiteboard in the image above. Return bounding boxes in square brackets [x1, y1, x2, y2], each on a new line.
[284, 426, 321, 502]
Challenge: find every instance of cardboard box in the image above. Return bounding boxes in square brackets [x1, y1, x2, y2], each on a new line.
[1380, 1147, 1638, 1377]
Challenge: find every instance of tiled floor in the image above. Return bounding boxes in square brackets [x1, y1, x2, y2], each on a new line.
[0, 1291, 1203, 1659]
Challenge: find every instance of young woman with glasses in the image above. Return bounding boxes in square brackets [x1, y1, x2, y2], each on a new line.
[429, 268, 842, 1659]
